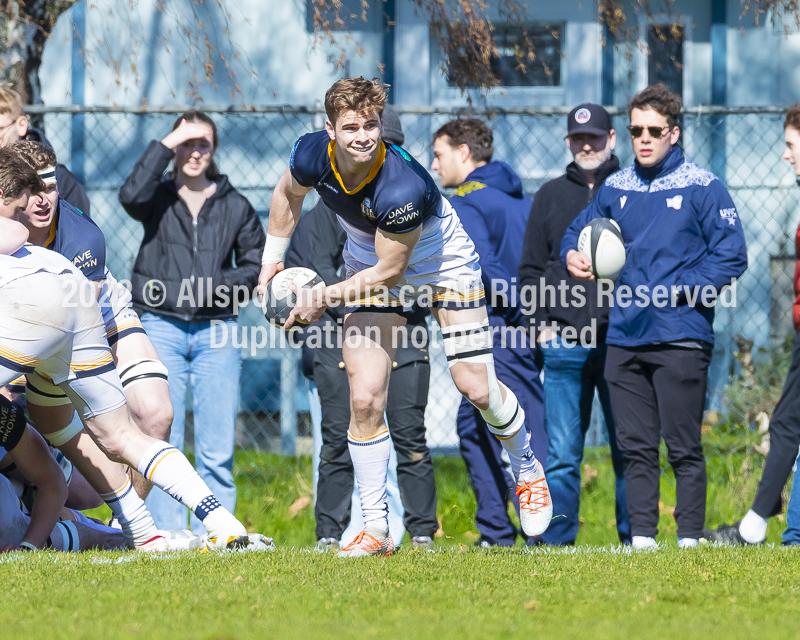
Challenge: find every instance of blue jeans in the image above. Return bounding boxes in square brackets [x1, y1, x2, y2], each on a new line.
[142, 313, 241, 533]
[540, 337, 630, 545]
[782, 445, 800, 545]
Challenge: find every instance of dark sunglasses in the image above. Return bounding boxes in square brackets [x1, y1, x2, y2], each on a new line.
[627, 125, 670, 139]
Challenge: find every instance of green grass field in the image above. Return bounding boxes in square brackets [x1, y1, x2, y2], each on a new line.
[3, 436, 797, 639]
[4, 546, 800, 639]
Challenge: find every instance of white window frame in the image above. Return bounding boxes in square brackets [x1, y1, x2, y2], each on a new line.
[428, 21, 568, 107]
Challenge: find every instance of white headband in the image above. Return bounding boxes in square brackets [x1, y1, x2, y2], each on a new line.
[37, 166, 57, 186]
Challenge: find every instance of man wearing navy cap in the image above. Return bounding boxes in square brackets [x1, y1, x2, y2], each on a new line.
[519, 103, 631, 546]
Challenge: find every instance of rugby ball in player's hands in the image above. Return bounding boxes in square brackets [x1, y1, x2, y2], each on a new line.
[263, 267, 326, 329]
[576, 218, 626, 282]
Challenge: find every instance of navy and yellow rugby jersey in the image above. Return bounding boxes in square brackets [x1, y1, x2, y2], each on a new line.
[289, 130, 442, 235]
[45, 199, 107, 281]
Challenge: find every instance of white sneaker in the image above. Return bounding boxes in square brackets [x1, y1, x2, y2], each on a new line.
[411, 536, 435, 552]
[337, 527, 394, 558]
[201, 507, 248, 549]
[315, 537, 340, 552]
[133, 534, 170, 552]
[161, 529, 205, 551]
[632, 536, 657, 550]
[196, 533, 276, 553]
[244, 534, 276, 552]
[678, 537, 698, 549]
[516, 464, 553, 537]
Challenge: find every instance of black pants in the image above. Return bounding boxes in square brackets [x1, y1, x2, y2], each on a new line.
[752, 331, 800, 518]
[605, 345, 711, 539]
[313, 344, 439, 540]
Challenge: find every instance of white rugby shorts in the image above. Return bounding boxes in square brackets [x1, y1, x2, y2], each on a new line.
[340, 197, 485, 313]
[0, 271, 127, 420]
[99, 268, 145, 346]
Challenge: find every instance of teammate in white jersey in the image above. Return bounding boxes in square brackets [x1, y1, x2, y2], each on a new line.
[0, 157, 249, 551]
[258, 78, 552, 557]
[13, 140, 172, 502]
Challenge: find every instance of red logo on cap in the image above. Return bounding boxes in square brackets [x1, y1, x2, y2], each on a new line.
[575, 108, 591, 124]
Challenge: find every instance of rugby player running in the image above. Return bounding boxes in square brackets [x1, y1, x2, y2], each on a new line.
[258, 78, 552, 557]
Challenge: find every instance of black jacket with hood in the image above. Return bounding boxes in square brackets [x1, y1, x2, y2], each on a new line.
[119, 140, 266, 321]
[518, 156, 620, 343]
[25, 126, 91, 216]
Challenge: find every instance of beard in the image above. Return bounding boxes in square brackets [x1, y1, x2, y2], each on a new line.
[574, 146, 612, 172]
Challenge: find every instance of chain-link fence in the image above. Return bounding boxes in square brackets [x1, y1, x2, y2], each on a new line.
[26, 104, 799, 455]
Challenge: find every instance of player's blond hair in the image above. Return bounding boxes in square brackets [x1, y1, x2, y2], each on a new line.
[0, 84, 24, 119]
[13, 140, 57, 171]
[324, 77, 389, 124]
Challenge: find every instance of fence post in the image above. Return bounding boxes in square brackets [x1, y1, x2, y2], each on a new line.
[70, 2, 86, 185]
[280, 347, 297, 455]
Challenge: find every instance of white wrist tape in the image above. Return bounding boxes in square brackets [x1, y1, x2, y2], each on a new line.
[261, 234, 290, 265]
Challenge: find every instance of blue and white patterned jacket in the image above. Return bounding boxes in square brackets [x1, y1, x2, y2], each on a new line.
[560, 145, 748, 347]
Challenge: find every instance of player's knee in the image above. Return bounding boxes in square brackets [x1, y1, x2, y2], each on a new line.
[350, 388, 385, 419]
[86, 412, 142, 462]
[132, 402, 172, 441]
[456, 377, 490, 410]
[349, 376, 386, 417]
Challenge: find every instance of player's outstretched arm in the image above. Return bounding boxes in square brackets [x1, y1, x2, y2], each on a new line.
[257, 166, 312, 300]
[2, 425, 68, 551]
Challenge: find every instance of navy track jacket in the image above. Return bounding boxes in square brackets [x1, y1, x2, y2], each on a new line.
[449, 161, 531, 327]
[560, 146, 748, 347]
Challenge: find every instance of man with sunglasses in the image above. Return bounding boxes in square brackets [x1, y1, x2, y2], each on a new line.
[561, 83, 748, 550]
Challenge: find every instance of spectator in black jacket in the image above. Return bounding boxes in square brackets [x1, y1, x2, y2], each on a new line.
[518, 104, 630, 546]
[0, 84, 90, 215]
[284, 107, 439, 551]
[119, 111, 265, 534]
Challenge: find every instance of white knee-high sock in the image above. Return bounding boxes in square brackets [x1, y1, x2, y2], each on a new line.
[348, 428, 391, 532]
[136, 442, 243, 541]
[98, 477, 159, 547]
[137, 442, 218, 518]
[483, 389, 538, 478]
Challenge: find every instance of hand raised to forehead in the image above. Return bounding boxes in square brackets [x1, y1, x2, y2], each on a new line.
[161, 119, 214, 151]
